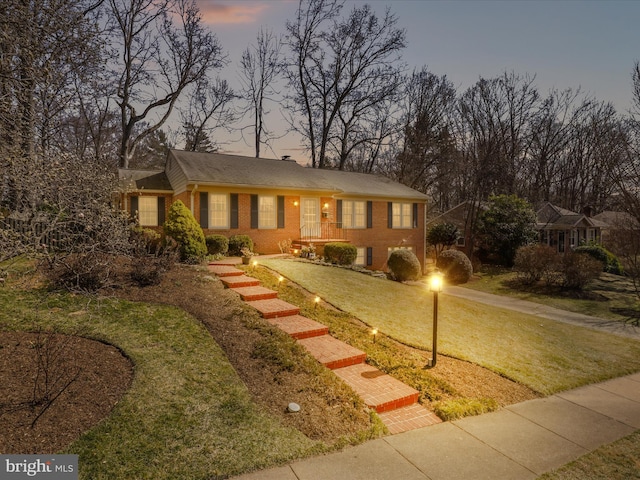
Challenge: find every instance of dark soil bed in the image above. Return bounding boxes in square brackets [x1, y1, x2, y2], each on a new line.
[0, 332, 133, 454]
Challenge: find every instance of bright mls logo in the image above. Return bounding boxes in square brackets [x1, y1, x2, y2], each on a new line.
[1, 455, 78, 479]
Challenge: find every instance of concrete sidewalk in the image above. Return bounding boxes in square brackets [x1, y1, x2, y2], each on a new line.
[233, 373, 640, 480]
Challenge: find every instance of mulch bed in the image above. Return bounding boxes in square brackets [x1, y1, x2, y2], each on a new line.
[0, 331, 133, 454]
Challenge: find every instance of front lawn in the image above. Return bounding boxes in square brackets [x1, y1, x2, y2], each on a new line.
[0, 274, 320, 479]
[465, 268, 640, 322]
[260, 258, 640, 395]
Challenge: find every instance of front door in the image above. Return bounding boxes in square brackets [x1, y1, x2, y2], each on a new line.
[300, 197, 320, 239]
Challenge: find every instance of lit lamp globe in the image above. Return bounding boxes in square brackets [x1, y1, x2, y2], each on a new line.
[429, 272, 443, 292]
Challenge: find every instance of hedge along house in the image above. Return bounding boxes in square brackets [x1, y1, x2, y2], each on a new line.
[119, 150, 428, 272]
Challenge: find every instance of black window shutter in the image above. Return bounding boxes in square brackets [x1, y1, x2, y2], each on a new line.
[130, 196, 138, 219]
[157, 196, 165, 225]
[230, 194, 239, 229]
[412, 203, 418, 228]
[387, 202, 393, 228]
[366, 247, 373, 266]
[199, 192, 208, 229]
[367, 201, 373, 228]
[277, 196, 285, 229]
[336, 199, 343, 228]
[250, 194, 258, 229]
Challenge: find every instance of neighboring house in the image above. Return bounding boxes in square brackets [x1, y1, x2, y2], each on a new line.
[119, 150, 428, 272]
[428, 201, 610, 257]
[536, 202, 607, 253]
[426, 201, 486, 257]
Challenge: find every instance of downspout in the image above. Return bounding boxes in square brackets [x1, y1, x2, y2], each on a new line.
[190, 184, 199, 215]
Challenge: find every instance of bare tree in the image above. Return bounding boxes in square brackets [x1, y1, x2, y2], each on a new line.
[379, 67, 457, 197]
[555, 100, 626, 212]
[605, 62, 640, 310]
[239, 28, 283, 158]
[285, 0, 406, 169]
[108, 0, 225, 168]
[0, 0, 106, 161]
[181, 77, 237, 153]
[455, 72, 539, 200]
[524, 88, 587, 205]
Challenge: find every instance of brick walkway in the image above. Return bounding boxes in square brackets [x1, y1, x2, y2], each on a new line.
[208, 259, 441, 434]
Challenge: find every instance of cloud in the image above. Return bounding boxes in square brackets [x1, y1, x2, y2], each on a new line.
[197, 1, 270, 25]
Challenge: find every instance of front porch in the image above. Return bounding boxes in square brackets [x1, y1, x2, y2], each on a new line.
[294, 222, 350, 257]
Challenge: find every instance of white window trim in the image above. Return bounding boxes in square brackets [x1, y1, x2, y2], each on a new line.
[209, 193, 229, 229]
[343, 200, 367, 229]
[138, 196, 158, 227]
[392, 202, 412, 229]
[259, 195, 277, 229]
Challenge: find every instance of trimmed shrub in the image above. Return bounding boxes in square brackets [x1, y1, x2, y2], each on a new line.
[574, 245, 623, 275]
[436, 249, 473, 284]
[324, 242, 357, 265]
[387, 249, 422, 282]
[228, 235, 253, 256]
[205, 234, 229, 256]
[514, 244, 560, 285]
[560, 252, 603, 289]
[163, 200, 207, 263]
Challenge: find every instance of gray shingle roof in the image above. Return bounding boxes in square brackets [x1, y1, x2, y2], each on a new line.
[118, 169, 172, 191]
[169, 150, 427, 200]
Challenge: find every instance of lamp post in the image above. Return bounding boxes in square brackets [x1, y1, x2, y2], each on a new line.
[425, 271, 443, 369]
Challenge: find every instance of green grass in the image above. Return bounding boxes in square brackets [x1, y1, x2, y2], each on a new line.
[260, 258, 640, 395]
[538, 430, 640, 480]
[247, 265, 499, 416]
[465, 268, 640, 322]
[0, 278, 324, 479]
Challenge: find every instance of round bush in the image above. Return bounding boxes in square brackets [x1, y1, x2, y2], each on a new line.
[163, 200, 207, 263]
[205, 234, 229, 256]
[323, 242, 357, 265]
[228, 235, 254, 256]
[574, 245, 623, 275]
[561, 252, 603, 289]
[514, 244, 560, 285]
[387, 249, 422, 282]
[436, 249, 473, 284]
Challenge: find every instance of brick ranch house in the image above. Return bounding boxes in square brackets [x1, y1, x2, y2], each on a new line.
[119, 150, 428, 272]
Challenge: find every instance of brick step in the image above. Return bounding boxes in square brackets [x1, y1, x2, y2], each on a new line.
[266, 314, 329, 339]
[232, 285, 278, 301]
[246, 298, 300, 319]
[334, 363, 419, 413]
[207, 265, 243, 277]
[208, 258, 242, 266]
[377, 403, 442, 434]
[297, 335, 366, 370]
[220, 275, 261, 288]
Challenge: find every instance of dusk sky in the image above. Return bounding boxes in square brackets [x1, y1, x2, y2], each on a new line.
[192, 0, 640, 161]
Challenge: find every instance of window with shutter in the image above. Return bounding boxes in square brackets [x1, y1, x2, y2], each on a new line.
[390, 202, 412, 228]
[342, 200, 366, 228]
[209, 194, 228, 229]
[138, 196, 158, 227]
[258, 195, 277, 228]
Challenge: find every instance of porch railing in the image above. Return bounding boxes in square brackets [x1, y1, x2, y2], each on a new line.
[300, 222, 347, 242]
